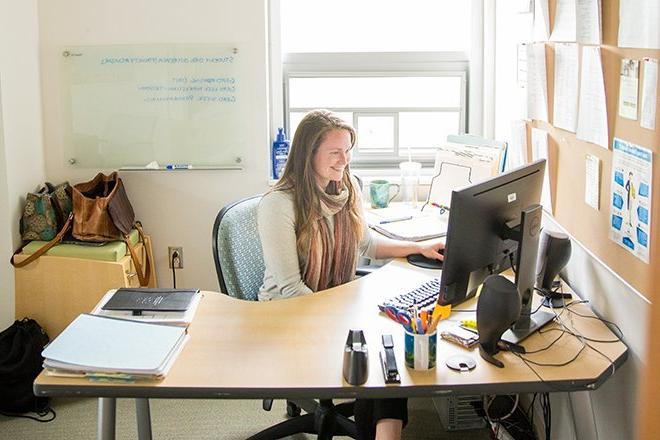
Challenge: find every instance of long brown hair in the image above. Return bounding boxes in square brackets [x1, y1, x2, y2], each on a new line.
[273, 109, 364, 289]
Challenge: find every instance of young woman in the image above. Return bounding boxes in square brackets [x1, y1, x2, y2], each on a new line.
[257, 109, 444, 440]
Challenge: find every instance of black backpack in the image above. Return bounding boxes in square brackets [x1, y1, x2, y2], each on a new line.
[0, 318, 50, 415]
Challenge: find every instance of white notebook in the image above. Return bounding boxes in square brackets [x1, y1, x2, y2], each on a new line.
[370, 215, 448, 242]
[42, 314, 187, 377]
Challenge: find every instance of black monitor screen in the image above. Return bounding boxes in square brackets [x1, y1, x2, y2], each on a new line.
[438, 159, 545, 307]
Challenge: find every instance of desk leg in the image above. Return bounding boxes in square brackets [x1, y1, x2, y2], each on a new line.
[135, 398, 153, 440]
[97, 398, 116, 440]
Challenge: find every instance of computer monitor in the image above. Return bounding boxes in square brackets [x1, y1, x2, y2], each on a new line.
[438, 159, 554, 343]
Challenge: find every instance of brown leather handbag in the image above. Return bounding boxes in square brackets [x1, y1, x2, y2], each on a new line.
[71, 172, 151, 286]
[12, 172, 152, 287]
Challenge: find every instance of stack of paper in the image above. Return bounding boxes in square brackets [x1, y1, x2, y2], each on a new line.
[42, 314, 188, 379]
[370, 215, 448, 242]
[91, 288, 202, 326]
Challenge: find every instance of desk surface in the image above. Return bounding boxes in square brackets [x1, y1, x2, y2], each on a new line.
[34, 259, 627, 399]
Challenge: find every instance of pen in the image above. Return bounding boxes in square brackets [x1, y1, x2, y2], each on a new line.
[379, 216, 413, 224]
[430, 202, 450, 213]
[165, 164, 193, 170]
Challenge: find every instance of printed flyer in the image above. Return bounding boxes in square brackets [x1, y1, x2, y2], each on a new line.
[609, 138, 653, 263]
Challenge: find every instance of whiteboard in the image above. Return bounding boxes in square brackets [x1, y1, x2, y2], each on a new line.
[60, 44, 247, 168]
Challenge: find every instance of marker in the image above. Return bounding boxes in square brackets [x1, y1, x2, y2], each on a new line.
[379, 216, 413, 225]
[165, 164, 193, 170]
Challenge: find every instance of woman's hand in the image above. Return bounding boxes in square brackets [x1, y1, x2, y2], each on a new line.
[415, 238, 445, 261]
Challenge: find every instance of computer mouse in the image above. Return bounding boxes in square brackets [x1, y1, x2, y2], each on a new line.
[406, 251, 443, 269]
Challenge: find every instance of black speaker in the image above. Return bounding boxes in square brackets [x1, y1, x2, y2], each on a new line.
[476, 275, 521, 368]
[535, 229, 572, 307]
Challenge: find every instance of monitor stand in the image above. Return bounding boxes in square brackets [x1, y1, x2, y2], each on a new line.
[501, 310, 555, 345]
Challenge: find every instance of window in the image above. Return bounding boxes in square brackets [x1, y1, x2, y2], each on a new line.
[273, 0, 476, 168]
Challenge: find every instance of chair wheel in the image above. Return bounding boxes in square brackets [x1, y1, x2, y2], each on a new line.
[286, 401, 301, 417]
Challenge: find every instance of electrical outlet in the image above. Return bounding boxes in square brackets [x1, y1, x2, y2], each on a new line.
[168, 247, 183, 269]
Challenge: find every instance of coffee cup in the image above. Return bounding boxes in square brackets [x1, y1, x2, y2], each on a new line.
[370, 180, 400, 209]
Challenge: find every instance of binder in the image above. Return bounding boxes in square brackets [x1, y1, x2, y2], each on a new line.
[92, 288, 202, 326]
[42, 314, 188, 378]
[102, 288, 199, 313]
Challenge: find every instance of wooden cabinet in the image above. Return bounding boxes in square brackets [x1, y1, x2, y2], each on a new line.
[14, 237, 157, 338]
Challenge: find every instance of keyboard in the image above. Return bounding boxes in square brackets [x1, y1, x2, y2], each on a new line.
[378, 278, 441, 313]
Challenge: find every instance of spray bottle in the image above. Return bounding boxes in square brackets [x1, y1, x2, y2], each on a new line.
[271, 128, 290, 179]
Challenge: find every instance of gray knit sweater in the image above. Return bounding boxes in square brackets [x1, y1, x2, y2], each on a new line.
[257, 189, 380, 301]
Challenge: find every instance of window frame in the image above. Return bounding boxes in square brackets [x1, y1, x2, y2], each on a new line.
[283, 53, 468, 167]
[268, 0, 485, 171]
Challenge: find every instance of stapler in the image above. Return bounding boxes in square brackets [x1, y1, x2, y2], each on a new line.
[380, 334, 400, 384]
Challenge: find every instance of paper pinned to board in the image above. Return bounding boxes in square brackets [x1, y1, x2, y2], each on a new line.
[585, 154, 600, 210]
[550, 0, 577, 42]
[641, 58, 658, 130]
[618, 0, 660, 49]
[618, 59, 640, 120]
[526, 43, 549, 122]
[550, 0, 602, 44]
[508, 120, 529, 170]
[533, 0, 550, 41]
[575, 0, 601, 45]
[577, 46, 608, 149]
[609, 138, 653, 264]
[553, 43, 579, 132]
[531, 128, 553, 214]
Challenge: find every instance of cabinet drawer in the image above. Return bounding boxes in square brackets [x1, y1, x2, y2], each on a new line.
[14, 237, 156, 338]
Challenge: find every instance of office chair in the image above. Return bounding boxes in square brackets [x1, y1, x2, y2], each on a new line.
[212, 195, 358, 439]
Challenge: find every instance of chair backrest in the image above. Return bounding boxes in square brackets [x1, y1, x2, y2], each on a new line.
[212, 195, 264, 301]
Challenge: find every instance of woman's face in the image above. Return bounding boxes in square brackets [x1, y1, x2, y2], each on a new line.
[312, 129, 353, 188]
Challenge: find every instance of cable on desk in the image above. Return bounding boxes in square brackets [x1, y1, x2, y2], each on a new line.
[564, 301, 625, 341]
[539, 327, 621, 344]
[523, 329, 565, 354]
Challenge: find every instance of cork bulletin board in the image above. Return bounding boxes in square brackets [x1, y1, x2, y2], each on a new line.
[529, 0, 659, 301]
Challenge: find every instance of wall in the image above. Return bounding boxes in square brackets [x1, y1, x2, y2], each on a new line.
[37, 0, 271, 291]
[542, 215, 648, 440]
[0, 0, 47, 329]
[535, 0, 660, 301]
[494, 1, 657, 438]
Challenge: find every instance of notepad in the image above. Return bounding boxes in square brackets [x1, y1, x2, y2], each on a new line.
[370, 215, 448, 242]
[42, 314, 188, 378]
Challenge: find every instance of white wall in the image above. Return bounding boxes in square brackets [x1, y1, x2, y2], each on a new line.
[37, 0, 271, 291]
[0, 0, 47, 329]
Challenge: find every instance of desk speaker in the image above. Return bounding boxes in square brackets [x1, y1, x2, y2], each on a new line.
[536, 230, 572, 307]
[476, 275, 521, 368]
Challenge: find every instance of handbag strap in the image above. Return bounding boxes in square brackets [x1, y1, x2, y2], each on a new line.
[10, 213, 73, 268]
[124, 223, 152, 287]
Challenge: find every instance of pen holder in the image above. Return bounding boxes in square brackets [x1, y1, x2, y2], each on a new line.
[404, 330, 437, 370]
[343, 329, 369, 385]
